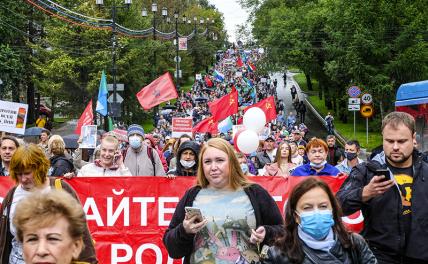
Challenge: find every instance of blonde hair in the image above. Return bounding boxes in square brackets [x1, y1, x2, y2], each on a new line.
[197, 138, 252, 190]
[10, 144, 49, 186]
[101, 135, 119, 149]
[13, 190, 86, 242]
[48, 135, 65, 156]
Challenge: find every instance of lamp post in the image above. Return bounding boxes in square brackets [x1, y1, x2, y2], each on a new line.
[174, 11, 180, 92]
[0, 79, 3, 100]
[142, 2, 168, 125]
[96, 0, 131, 120]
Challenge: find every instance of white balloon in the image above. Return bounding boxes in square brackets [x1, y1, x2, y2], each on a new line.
[243, 107, 266, 132]
[236, 130, 260, 154]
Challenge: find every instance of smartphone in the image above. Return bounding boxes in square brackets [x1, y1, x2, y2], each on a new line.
[185, 207, 203, 222]
[376, 169, 391, 182]
[113, 152, 120, 164]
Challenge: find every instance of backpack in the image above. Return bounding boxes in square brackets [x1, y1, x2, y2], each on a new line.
[146, 146, 156, 175]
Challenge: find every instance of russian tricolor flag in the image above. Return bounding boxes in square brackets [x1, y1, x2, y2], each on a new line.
[214, 70, 225, 82]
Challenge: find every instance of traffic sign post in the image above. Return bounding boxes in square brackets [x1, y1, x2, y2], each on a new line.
[360, 104, 374, 146]
[348, 91, 361, 138]
[361, 93, 373, 104]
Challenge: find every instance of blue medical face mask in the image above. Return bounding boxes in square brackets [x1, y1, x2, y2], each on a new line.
[129, 136, 142, 149]
[310, 160, 327, 169]
[240, 163, 249, 174]
[297, 209, 334, 240]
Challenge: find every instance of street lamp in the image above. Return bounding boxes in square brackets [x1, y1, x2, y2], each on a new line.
[174, 11, 180, 93]
[96, 0, 131, 120]
[0, 78, 3, 100]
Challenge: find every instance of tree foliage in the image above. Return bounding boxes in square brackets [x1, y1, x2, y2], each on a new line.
[0, 0, 225, 125]
[247, 0, 428, 123]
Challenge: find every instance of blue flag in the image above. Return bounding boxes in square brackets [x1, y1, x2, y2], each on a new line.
[96, 71, 108, 116]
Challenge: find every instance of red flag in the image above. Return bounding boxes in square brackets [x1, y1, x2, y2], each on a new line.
[247, 61, 256, 72]
[136, 72, 178, 110]
[205, 76, 213, 87]
[236, 57, 244, 67]
[74, 100, 94, 135]
[192, 117, 218, 134]
[208, 88, 239, 122]
[244, 96, 277, 122]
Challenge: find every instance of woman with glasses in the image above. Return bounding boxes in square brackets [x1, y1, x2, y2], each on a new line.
[291, 138, 340, 176]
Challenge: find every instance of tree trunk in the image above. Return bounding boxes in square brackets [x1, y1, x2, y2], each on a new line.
[51, 95, 56, 122]
[305, 72, 313, 91]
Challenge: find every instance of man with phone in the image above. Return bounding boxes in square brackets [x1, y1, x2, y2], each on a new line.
[337, 112, 428, 264]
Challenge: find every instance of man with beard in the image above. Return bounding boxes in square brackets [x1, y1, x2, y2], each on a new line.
[337, 112, 428, 264]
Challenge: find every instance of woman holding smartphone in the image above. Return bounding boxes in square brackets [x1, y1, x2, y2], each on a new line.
[77, 135, 132, 177]
[163, 138, 283, 264]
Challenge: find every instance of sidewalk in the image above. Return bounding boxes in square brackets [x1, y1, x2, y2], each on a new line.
[272, 72, 329, 141]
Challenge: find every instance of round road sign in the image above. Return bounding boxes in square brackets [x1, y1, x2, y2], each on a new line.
[360, 105, 374, 118]
[348, 86, 361, 98]
[361, 93, 373, 104]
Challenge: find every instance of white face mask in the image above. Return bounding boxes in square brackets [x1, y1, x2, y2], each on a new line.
[129, 136, 142, 149]
[180, 159, 196, 169]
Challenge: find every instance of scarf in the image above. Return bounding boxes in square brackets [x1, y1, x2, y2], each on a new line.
[298, 226, 335, 252]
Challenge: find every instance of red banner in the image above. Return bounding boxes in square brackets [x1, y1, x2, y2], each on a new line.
[0, 176, 363, 263]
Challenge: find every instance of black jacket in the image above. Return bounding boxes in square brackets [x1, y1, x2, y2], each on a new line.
[163, 184, 284, 264]
[327, 145, 343, 165]
[263, 233, 377, 264]
[337, 150, 428, 260]
[49, 154, 74, 176]
[167, 141, 200, 176]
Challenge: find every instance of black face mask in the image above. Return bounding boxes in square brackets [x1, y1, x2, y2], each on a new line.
[345, 152, 358, 160]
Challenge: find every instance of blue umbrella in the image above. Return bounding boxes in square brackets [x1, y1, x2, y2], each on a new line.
[24, 127, 46, 137]
[62, 134, 80, 149]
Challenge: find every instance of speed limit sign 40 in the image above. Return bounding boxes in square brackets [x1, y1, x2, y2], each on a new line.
[361, 93, 373, 104]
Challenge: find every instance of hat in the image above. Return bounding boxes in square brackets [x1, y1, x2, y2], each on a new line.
[265, 136, 275, 141]
[144, 134, 156, 148]
[298, 145, 305, 150]
[128, 124, 145, 138]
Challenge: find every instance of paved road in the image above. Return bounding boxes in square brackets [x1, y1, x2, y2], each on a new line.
[273, 72, 328, 140]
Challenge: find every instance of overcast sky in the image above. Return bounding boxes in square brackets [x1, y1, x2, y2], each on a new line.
[208, 0, 249, 43]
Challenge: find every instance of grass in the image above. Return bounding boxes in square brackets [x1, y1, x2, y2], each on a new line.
[308, 95, 382, 150]
[294, 72, 382, 150]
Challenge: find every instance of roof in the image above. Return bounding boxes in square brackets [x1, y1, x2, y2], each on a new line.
[395, 80, 428, 106]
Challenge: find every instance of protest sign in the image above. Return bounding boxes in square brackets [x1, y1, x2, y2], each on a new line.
[172, 117, 193, 138]
[0, 100, 28, 135]
[80, 125, 97, 148]
[0, 176, 362, 263]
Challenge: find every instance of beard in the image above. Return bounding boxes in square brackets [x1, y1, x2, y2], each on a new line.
[386, 151, 412, 165]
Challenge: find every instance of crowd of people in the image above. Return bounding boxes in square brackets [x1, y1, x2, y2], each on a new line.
[0, 47, 427, 264]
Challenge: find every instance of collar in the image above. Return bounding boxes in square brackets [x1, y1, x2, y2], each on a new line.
[94, 159, 119, 170]
[339, 158, 363, 168]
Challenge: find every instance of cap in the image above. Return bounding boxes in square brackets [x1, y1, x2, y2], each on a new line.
[128, 124, 145, 138]
[265, 136, 275, 141]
